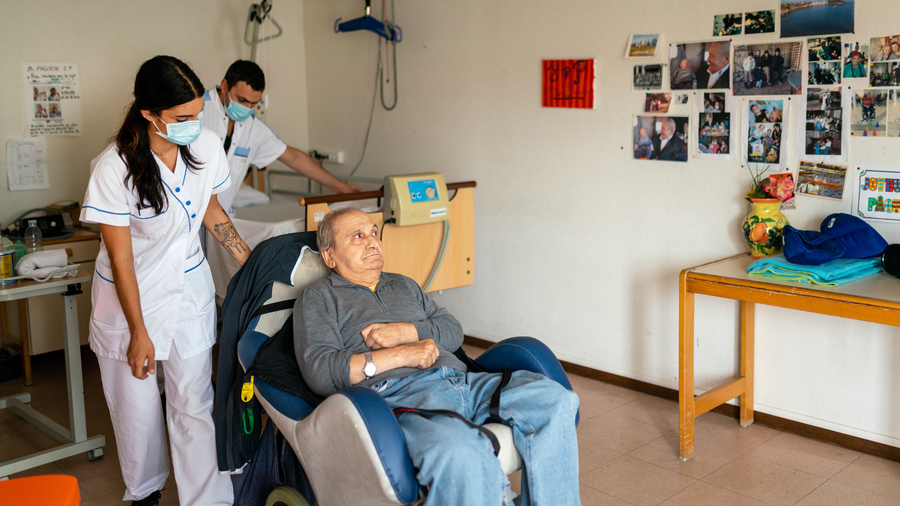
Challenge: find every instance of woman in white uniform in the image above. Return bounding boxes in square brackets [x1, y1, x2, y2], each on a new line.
[80, 55, 250, 506]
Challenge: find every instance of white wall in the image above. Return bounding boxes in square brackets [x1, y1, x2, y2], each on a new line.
[0, 0, 311, 227]
[303, 0, 900, 447]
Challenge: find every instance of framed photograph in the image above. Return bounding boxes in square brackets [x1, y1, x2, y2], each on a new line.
[808, 37, 841, 62]
[868, 36, 900, 65]
[734, 42, 802, 96]
[796, 161, 847, 200]
[808, 61, 841, 85]
[889, 90, 900, 137]
[713, 13, 742, 36]
[626, 34, 660, 58]
[803, 87, 845, 160]
[669, 41, 730, 90]
[698, 112, 731, 157]
[843, 43, 868, 79]
[746, 100, 784, 164]
[744, 10, 775, 35]
[851, 167, 900, 223]
[643, 93, 672, 113]
[869, 62, 900, 87]
[632, 115, 689, 162]
[851, 90, 887, 136]
[781, 1, 854, 38]
[633, 64, 663, 90]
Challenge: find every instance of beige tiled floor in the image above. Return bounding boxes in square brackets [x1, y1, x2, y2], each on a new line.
[2, 346, 899, 505]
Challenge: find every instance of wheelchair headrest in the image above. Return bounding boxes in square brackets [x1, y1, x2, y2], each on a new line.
[252, 246, 331, 338]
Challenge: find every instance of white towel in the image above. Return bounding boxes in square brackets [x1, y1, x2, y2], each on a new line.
[15, 250, 78, 280]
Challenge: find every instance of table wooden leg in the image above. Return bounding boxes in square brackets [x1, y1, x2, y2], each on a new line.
[0, 301, 7, 335]
[19, 299, 32, 386]
[679, 272, 695, 460]
[740, 301, 755, 427]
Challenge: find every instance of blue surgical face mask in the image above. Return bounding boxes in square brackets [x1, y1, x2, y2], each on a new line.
[225, 92, 253, 122]
[153, 112, 202, 146]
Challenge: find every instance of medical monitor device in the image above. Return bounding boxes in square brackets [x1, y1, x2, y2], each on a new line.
[383, 173, 449, 226]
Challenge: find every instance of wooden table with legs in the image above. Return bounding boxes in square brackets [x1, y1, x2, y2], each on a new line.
[678, 253, 900, 460]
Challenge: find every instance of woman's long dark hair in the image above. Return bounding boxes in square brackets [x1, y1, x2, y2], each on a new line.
[116, 56, 205, 214]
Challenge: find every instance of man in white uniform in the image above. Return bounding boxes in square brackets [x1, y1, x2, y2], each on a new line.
[201, 60, 361, 216]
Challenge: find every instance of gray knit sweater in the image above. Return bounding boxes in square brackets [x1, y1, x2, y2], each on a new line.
[294, 271, 465, 396]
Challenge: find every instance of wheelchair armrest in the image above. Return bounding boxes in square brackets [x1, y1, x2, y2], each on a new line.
[257, 384, 420, 505]
[474, 336, 579, 425]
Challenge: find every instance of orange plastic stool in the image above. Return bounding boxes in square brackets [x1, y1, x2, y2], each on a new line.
[0, 475, 80, 505]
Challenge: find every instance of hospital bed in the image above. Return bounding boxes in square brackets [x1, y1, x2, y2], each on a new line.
[207, 180, 476, 304]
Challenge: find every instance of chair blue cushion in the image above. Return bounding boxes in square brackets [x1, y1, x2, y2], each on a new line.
[474, 336, 579, 425]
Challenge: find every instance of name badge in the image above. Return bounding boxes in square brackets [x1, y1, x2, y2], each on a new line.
[234, 146, 251, 163]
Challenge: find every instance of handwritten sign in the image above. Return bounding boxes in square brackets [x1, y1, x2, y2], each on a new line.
[24, 63, 82, 137]
[542, 59, 595, 109]
[851, 167, 900, 223]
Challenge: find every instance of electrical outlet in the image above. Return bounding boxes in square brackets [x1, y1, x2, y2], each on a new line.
[311, 150, 345, 164]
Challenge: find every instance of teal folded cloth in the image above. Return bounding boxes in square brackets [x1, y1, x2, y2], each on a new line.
[747, 254, 882, 286]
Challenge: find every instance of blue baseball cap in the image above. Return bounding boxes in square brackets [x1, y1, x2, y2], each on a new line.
[820, 213, 888, 259]
[783, 225, 845, 265]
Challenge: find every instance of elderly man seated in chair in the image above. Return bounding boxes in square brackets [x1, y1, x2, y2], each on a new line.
[293, 208, 581, 506]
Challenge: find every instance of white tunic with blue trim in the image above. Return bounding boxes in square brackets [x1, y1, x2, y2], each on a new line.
[80, 129, 230, 361]
[200, 88, 287, 215]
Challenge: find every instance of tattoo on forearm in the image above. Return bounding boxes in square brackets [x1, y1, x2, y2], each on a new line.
[213, 222, 247, 256]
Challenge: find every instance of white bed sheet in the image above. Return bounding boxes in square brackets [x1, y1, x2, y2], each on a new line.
[207, 194, 379, 304]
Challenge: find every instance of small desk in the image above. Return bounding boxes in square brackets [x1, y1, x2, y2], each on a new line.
[678, 253, 900, 460]
[0, 268, 106, 478]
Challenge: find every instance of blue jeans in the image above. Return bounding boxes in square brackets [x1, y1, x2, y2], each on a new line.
[375, 367, 581, 506]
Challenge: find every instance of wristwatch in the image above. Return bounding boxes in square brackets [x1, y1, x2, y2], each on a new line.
[363, 351, 377, 379]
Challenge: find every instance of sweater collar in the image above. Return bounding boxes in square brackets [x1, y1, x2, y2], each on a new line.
[328, 271, 393, 290]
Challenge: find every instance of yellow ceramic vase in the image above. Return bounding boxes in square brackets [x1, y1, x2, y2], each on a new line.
[741, 198, 788, 258]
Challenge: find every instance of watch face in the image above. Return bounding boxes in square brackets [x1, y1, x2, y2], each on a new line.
[364, 362, 377, 378]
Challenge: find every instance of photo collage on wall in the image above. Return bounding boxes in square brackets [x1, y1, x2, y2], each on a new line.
[868, 35, 900, 86]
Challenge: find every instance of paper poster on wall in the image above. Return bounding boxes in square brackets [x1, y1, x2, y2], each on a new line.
[24, 63, 81, 137]
[842, 42, 868, 79]
[625, 34, 660, 58]
[542, 60, 596, 109]
[851, 167, 900, 223]
[632, 115, 689, 162]
[6, 137, 49, 190]
[850, 90, 887, 136]
[669, 41, 730, 90]
[798, 86, 847, 162]
[633, 64, 663, 90]
[780, 1, 853, 38]
[733, 42, 801, 95]
[796, 161, 847, 200]
[867, 36, 900, 87]
[713, 13, 742, 36]
[694, 91, 733, 159]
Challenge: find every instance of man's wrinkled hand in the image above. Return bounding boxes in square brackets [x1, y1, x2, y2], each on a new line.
[403, 339, 439, 370]
[362, 322, 416, 350]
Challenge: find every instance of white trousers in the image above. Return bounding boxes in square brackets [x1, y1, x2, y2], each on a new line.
[98, 343, 233, 504]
